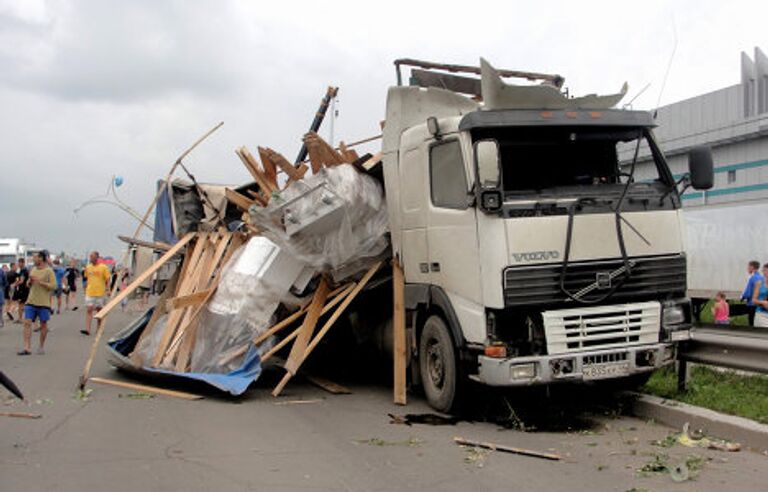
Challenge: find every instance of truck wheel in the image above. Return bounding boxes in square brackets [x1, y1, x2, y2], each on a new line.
[419, 315, 460, 413]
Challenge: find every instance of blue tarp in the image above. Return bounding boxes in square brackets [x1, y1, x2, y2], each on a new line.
[153, 181, 177, 245]
[106, 309, 262, 396]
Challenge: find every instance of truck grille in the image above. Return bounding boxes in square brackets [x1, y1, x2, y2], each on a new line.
[503, 254, 685, 307]
[543, 301, 660, 354]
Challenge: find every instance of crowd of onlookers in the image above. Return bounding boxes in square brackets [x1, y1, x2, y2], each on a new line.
[0, 251, 132, 355]
[710, 260, 768, 327]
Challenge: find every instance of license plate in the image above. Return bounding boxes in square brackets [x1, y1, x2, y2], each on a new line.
[582, 362, 630, 380]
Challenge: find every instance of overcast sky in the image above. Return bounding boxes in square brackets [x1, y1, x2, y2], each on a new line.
[0, 0, 766, 259]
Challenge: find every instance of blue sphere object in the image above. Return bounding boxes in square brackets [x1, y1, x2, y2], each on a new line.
[114, 175, 124, 187]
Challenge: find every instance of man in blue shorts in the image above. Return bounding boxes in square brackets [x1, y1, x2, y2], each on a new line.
[19, 251, 56, 355]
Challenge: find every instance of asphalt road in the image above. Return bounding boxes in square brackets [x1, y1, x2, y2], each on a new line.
[1, 298, 767, 491]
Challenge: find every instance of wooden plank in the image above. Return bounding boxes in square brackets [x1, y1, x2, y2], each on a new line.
[150, 234, 209, 367]
[172, 233, 243, 371]
[0, 411, 42, 419]
[237, 146, 278, 195]
[172, 233, 232, 371]
[260, 283, 356, 364]
[253, 283, 351, 346]
[165, 289, 213, 311]
[162, 232, 218, 364]
[306, 375, 352, 395]
[89, 377, 203, 401]
[262, 147, 303, 182]
[392, 258, 407, 405]
[305, 138, 324, 174]
[257, 146, 278, 188]
[129, 264, 182, 365]
[95, 233, 195, 321]
[453, 437, 561, 461]
[225, 187, 255, 212]
[272, 261, 382, 396]
[283, 278, 330, 375]
[245, 189, 268, 207]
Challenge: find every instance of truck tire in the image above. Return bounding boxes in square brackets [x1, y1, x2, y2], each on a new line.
[419, 315, 460, 413]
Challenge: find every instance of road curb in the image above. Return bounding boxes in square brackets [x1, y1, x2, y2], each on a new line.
[627, 392, 768, 453]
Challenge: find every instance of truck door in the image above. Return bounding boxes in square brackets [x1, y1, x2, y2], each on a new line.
[425, 137, 484, 342]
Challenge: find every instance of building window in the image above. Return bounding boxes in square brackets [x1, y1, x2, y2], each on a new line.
[727, 169, 736, 184]
[429, 140, 468, 209]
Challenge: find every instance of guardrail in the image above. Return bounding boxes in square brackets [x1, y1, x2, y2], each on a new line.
[676, 323, 768, 390]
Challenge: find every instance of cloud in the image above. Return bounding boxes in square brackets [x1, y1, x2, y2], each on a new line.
[0, 0, 766, 259]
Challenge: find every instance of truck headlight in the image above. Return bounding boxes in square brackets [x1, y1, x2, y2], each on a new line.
[662, 304, 685, 326]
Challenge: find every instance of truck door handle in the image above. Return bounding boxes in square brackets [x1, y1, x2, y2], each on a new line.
[430, 262, 441, 272]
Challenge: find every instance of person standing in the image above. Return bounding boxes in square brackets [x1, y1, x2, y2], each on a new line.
[51, 259, 66, 315]
[12, 258, 29, 324]
[64, 259, 80, 311]
[752, 263, 768, 328]
[18, 251, 56, 355]
[711, 292, 730, 325]
[741, 260, 764, 326]
[83, 251, 111, 336]
[5, 262, 18, 321]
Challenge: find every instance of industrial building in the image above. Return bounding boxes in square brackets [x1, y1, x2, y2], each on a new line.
[634, 47, 768, 208]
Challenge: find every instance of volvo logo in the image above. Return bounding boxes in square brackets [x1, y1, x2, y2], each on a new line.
[595, 271, 612, 289]
[512, 251, 560, 262]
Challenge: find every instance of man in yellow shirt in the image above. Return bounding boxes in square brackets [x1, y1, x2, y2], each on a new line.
[19, 251, 56, 355]
[83, 251, 111, 336]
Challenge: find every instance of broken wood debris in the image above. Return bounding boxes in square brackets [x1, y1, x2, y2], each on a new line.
[453, 437, 562, 461]
[81, 100, 398, 406]
[89, 377, 203, 401]
[0, 411, 42, 419]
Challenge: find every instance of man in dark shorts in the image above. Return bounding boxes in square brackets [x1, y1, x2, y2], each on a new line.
[65, 259, 80, 310]
[19, 251, 56, 355]
[12, 258, 29, 324]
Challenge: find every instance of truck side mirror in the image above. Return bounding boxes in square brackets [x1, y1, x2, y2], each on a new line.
[688, 146, 714, 190]
[475, 140, 501, 189]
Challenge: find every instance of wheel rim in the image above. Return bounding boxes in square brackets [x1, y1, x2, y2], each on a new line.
[426, 338, 445, 389]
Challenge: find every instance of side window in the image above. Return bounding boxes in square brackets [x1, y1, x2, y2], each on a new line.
[429, 140, 468, 209]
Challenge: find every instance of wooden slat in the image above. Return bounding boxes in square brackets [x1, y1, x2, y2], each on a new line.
[262, 147, 304, 182]
[150, 234, 209, 367]
[95, 233, 195, 321]
[392, 258, 407, 405]
[283, 278, 330, 375]
[130, 265, 182, 366]
[260, 283, 355, 364]
[89, 377, 203, 401]
[245, 189, 268, 207]
[225, 188, 256, 212]
[257, 146, 278, 188]
[272, 261, 382, 396]
[237, 146, 278, 195]
[166, 289, 213, 311]
[307, 375, 352, 395]
[173, 232, 233, 371]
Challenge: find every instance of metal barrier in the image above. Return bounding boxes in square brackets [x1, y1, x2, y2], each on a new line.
[676, 323, 768, 390]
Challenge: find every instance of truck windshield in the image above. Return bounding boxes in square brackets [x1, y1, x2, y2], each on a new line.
[477, 126, 673, 201]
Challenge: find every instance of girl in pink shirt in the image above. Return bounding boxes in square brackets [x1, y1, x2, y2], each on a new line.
[712, 292, 730, 325]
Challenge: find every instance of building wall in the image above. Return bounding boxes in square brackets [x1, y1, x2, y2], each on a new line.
[628, 47, 768, 209]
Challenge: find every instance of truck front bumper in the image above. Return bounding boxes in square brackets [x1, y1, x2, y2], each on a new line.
[474, 343, 675, 387]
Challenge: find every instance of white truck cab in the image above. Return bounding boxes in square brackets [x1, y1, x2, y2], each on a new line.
[382, 59, 714, 411]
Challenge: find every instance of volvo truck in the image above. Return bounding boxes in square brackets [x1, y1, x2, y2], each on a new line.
[382, 59, 714, 411]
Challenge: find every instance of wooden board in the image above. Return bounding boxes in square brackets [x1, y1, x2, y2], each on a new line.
[272, 261, 382, 396]
[225, 188, 256, 212]
[166, 289, 213, 311]
[237, 146, 278, 195]
[95, 233, 195, 321]
[89, 377, 203, 401]
[306, 375, 352, 395]
[117, 235, 172, 252]
[283, 278, 330, 375]
[392, 258, 407, 405]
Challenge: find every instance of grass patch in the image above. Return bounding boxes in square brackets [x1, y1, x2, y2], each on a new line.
[697, 299, 748, 326]
[642, 366, 768, 424]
